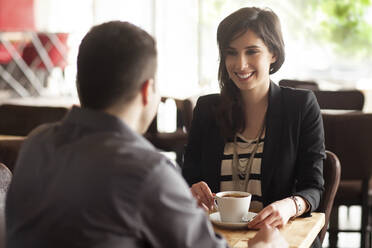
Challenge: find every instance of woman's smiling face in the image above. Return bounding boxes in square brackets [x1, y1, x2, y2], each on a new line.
[224, 29, 276, 93]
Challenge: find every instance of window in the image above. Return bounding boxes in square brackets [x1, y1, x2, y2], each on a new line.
[24, 0, 372, 99]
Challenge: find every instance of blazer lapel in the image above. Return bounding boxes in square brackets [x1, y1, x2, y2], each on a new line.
[209, 125, 225, 193]
[209, 99, 225, 193]
[261, 82, 283, 206]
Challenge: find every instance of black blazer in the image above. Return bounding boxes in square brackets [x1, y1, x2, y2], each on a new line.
[182, 82, 325, 213]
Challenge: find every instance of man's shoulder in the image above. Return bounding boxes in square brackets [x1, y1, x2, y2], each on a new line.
[22, 122, 60, 147]
[274, 87, 321, 127]
[98, 135, 178, 174]
[120, 142, 173, 169]
[107, 139, 181, 204]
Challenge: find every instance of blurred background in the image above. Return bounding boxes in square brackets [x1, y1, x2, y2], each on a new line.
[1, 0, 371, 101]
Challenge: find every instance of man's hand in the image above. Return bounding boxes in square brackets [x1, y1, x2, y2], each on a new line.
[248, 224, 288, 248]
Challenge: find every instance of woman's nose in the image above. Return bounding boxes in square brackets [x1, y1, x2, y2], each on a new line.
[236, 54, 248, 70]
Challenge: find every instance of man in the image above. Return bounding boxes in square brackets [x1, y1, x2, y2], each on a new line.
[6, 21, 287, 248]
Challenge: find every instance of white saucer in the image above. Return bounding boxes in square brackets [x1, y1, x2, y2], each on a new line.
[209, 212, 257, 229]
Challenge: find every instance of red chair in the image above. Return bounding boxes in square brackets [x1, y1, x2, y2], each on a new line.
[0, 42, 22, 64]
[21, 32, 69, 87]
[0, 39, 31, 97]
[0, 0, 36, 96]
[22, 33, 69, 71]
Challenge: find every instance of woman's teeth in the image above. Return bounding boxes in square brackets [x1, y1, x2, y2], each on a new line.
[236, 72, 253, 79]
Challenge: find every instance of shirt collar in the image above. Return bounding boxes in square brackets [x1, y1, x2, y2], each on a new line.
[62, 106, 152, 148]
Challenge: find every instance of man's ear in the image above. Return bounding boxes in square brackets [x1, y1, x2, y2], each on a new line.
[140, 79, 153, 106]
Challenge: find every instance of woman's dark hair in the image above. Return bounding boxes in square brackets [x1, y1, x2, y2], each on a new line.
[77, 21, 157, 110]
[217, 7, 285, 139]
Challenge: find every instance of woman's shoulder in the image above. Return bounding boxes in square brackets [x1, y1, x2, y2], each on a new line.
[279, 86, 317, 107]
[275, 86, 320, 118]
[197, 93, 221, 104]
[194, 93, 221, 110]
[193, 94, 221, 121]
[279, 85, 314, 98]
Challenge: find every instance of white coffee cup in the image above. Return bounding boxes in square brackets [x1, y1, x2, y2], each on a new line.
[215, 191, 252, 223]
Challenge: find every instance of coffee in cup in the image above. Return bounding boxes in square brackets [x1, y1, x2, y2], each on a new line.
[222, 193, 246, 198]
[215, 191, 251, 223]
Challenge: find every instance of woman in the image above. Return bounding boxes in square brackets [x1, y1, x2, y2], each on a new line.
[182, 7, 325, 231]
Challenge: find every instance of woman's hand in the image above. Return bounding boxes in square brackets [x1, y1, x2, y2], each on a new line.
[248, 198, 296, 229]
[190, 181, 215, 211]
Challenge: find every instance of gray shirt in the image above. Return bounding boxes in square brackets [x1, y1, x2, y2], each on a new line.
[6, 106, 227, 248]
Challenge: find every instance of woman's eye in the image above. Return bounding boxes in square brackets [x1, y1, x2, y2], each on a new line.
[225, 50, 236, 56]
[246, 50, 258, 55]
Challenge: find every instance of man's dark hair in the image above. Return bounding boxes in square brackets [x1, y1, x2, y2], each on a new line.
[76, 21, 157, 110]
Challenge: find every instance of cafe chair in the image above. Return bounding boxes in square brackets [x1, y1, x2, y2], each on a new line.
[317, 150, 341, 244]
[22, 32, 69, 87]
[278, 79, 320, 91]
[0, 0, 40, 97]
[313, 90, 364, 111]
[0, 104, 69, 136]
[0, 138, 24, 172]
[145, 96, 196, 166]
[0, 41, 29, 97]
[23, 33, 69, 71]
[279, 80, 364, 111]
[323, 113, 372, 248]
[0, 162, 11, 195]
[0, 162, 12, 248]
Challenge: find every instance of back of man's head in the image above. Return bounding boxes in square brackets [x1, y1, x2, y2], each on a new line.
[76, 21, 157, 110]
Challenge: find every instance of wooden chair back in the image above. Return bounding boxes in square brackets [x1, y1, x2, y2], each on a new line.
[322, 112, 372, 247]
[145, 96, 196, 166]
[317, 151, 341, 244]
[0, 104, 68, 136]
[322, 113, 372, 180]
[279, 79, 319, 90]
[314, 90, 364, 110]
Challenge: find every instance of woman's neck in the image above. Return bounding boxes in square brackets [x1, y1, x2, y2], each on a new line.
[239, 82, 269, 139]
[240, 81, 269, 114]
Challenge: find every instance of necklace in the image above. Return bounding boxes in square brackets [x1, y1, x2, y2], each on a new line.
[231, 124, 265, 191]
[235, 135, 258, 150]
[234, 135, 258, 175]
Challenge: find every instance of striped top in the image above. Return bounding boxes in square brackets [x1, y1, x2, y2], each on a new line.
[220, 133, 265, 212]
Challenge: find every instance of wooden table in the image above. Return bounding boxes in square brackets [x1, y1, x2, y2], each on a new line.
[213, 212, 325, 248]
[0, 135, 24, 140]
